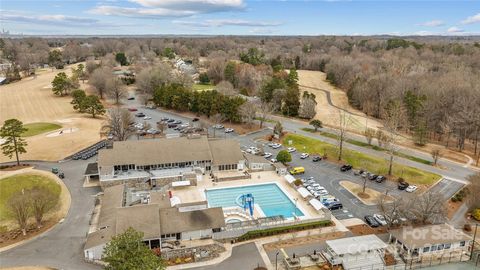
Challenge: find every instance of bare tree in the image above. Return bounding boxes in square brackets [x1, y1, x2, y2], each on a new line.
[298, 97, 317, 119]
[337, 110, 352, 161]
[215, 80, 236, 96]
[7, 190, 31, 235]
[211, 113, 225, 138]
[135, 63, 172, 97]
[364, 128, 376, 145]
[89, 67, 112, 99]
[431, 148, 442, 166]
[378, 194, 407, 228]
[239, 102, 257, 126]
[156, 122, 166, 137]
[29, 187, 59, 228]
[409, 192, 447, 225]
[382, 101, 407, 175]
[106, 77, 127, 105]
[100, 108, 135, 141]
[466, 173, 480, 210]
[256, 101, 275, 128]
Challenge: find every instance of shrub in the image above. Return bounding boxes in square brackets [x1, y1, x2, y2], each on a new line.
[464, 224, 472, 232]
[293, 179, 303, 186]
[237, 220, 331, 241]
[473, 209, 480, 221]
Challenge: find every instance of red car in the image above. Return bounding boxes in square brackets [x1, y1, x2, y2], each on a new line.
[128, 108, 138, 112]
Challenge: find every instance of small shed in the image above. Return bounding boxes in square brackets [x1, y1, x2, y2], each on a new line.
[273, 162, 287, 175]
[244, 153, 273, 172]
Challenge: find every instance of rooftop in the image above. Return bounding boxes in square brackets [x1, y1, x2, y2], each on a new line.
[326, 234, 387, 255]
[390, 224, 472, 249]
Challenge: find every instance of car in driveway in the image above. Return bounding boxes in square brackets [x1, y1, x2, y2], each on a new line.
[373, 214, 387, 226]
[312, 156, 321, 162]
[225, 128, 234, 133]
[287, 147, 296, 153]
[398, 181, 409, 190]
[300, 153, 309, 159]
[340, 164, 352, 172]
[128, 107, 138, 111]
[365, 215, 380, 227]
[406, 185, 418, 193]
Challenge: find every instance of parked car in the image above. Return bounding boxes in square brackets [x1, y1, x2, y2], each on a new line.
[365, 215, 380, 227]
[375, 175, 386, 183]
[406, 185, 418, 193]
[270, 158, 278, 163]
[287, 147, 296, 153]
[135, 112, 145, 117]
[51, 167, 59, 174]
[264, 152, 273, 158]
[300, 153, 309, 159]
[167, 123, 177, 128]
[213, 124, 224, 129]
[326, 202, 343, 210]
[127, 97, 135, 100]
[167, 119, 175, 123]
[312, 156, 321, 162]
[373, 214, 388, 226]
[192, 117, 199, 122]
[143, 116, 152, 120]
[128, 107, 138, 111]
[368, 173, 378, 180]
[340, 164, 352, 172]
[306, 179, 316, 185]
[398, 181, 409, 190]
[58, 172, 65, 179]
[174, 120, 182, 124]
[361, 171, 369, 178]
[271, 143, 282, 149]
[225, 128, 234, 133]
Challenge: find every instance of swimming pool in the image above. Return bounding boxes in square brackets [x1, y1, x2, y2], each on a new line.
[206, 183, 304, 218]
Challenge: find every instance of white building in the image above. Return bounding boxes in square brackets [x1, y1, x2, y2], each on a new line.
[323, 235, 388, 270]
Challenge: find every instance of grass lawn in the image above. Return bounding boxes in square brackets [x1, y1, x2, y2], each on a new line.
[301, 128, 432, 165]
[22, 122, 62, 137]
[283, 134, 440, 185]
[192, 83, 214, 91]
[0, 173, 61, 222]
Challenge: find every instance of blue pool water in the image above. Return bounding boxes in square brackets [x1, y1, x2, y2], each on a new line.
[206, 183, 304, 218]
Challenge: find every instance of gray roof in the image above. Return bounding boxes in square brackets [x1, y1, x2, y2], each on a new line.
[159, 207, 225, 234]
[208, 139, 244, 166]
[98, 185, 125, 228]
[244, 153, 270, 164]
[326, 235, 387, 255]
[390, 224, 471, 249]
[115, 204, 161, 239]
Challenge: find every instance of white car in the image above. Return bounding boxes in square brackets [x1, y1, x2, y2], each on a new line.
[270, 158, 278, 163]
[406, 185, 418, 193]
[306, 179, 316, 185]
[213, 124, 224, 129]
[225, 128, 234, 133]
[373, 214, 387, 226]
[271, 143, 282, 149]
[263, 152, 273, 158]
[300, 153, 309, 159]
[306, 186, 315, 191]
[143, 116, 152, 120]
[287, 147, 296, 153]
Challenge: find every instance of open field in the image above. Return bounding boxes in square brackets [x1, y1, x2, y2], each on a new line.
[282, 133, 441, 185]
[22, 122, 62, 137]
[0, 173, 61, 222]
[0, 64, 103, 162]
[297, 70, 384, 133]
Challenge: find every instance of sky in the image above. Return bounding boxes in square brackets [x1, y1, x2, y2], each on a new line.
[0, 0, 479, 36]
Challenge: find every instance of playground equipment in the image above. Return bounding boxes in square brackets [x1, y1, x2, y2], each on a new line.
[236, 193, 255, 216]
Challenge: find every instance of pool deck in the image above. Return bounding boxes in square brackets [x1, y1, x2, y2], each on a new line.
[170, 171, 327, 220]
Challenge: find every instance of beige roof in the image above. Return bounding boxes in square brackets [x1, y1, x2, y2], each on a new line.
[208, 139, 244, 165]
[115, 204, 161, 239]
[391, 224, 472, 249]
[98, 136, 213, 167]
[326, 235, 387, 255]
[84, 226, 115, 250]
[159, 207, 225, 234]
[244, 153, 270, 164]
[98, 185, 125, 228]
[149, 191, 172, 209]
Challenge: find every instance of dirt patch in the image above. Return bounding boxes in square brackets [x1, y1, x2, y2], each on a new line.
[447, 200, 463, 219]
[339, 180, 394, 205]
[0, 63, 103, 162]
[348, 224, 388, 236]
[0, 164, 32, 171]
[263, 231, 345, 252]
[0, 218, 58, 248]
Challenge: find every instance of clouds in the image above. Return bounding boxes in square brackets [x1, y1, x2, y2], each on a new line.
[90, 0, 245, 18]
[461, 13, 480, 25]
[173, 19, 282, 27]
[447, 26, 463, 33]
[1, 13, 99, 27]
[419, 20, 444, 27]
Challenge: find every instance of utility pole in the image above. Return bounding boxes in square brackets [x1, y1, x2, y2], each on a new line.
[471, 223, 479, 260]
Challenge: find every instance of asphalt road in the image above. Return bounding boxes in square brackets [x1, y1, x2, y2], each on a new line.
[189, 243, 266, 270]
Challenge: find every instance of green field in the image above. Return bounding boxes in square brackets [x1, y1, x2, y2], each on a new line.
[0, 173, 61, 222]
[192, 83, 214, 91]
[283, 133, 440, 185]
[301, 128, 432, 165]
[22, 122, 62, 137]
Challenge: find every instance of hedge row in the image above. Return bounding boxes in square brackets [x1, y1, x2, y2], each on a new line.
[237, 220, 332, 241]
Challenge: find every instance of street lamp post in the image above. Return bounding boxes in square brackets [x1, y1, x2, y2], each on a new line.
[471, 223, 479, 260]
[275, 251, 280, 270]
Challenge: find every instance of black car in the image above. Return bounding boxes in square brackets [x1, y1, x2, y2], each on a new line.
[167, 123, 177, 128]
[135, 112, 145, 117]
[398, 181, 409, 190]
[312, 156, 322, 162]
[368, 173, 378, 180]
[58, 172, 65, 179]
[192, 117, 199, 122]
[365, 215, 380, 227]
[167, 119, 175, 123]
[327, 202, 343, 210]
[161, 117, 169, 121]
[375, 175, 386, 183]
[127, 97, 135, 100]
[174, 120, 182, 124]
[340, 164, 352, 172]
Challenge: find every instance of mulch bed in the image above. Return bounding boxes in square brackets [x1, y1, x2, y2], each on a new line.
[0, 219, 57, 248]
[347, 224, 388, 236]
[0, 164, 31, 171]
